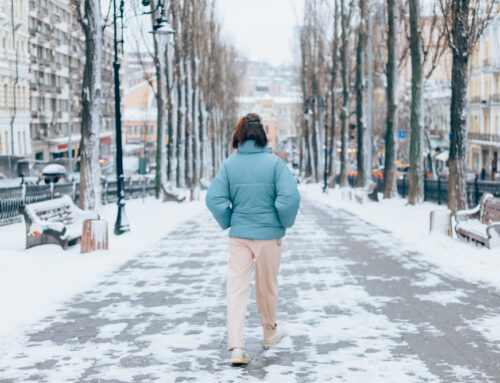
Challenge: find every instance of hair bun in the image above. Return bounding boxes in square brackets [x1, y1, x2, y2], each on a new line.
[245, 113, 261, 123]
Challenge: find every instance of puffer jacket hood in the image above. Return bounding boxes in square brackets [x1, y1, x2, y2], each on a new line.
[206, 140, 301, 240]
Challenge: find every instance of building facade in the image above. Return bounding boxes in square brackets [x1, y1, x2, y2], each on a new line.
[28, 0, 115, 166]
[0, 0, 31, 157]
[237, 60, 302, 153]
[469, 16, 500, 179]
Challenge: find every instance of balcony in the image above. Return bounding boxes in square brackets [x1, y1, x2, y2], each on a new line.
[470, 96, 482, 104]
[29, 55, 36, 64]
[468, 132, 500, 143]
[39, 84, 52, 93]
[39, 59, 50, 68]
[31, 111, 38, 118]
[490, 94, 500, 103]
[28, 28, 36, 37]
[30, 83, 38, 91]
[50, 13, 61, 24]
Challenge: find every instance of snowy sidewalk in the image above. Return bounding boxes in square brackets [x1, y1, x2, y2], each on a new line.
[0, 195, 500, 382]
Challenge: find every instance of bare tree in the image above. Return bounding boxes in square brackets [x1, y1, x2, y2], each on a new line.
[407, 1, 448, 204]
[72, 0, 103, 211]
[384, 0, 399, 198]
[439, 0, 499, 213]
[339, 0, 353, 187]
[407, 0, 424, 204]
[328, 0, 340, 186]
[355, 0, 368, 187]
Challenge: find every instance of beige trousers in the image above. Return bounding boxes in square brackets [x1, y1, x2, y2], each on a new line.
[227, 237, 282, 350]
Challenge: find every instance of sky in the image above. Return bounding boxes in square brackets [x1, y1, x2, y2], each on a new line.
[217, 0, 304, 66]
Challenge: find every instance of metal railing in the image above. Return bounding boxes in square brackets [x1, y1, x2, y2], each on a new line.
[343, 175, 500, 208]
[0, 178, 156, 226]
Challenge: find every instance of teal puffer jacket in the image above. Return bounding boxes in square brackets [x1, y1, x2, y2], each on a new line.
[206, 140, 301, 240]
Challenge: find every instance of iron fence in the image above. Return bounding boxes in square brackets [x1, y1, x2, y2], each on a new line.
[343, 174, 500, 207]
[0, 178, 156, 226]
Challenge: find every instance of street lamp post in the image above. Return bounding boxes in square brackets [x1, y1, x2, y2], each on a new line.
[140, 0, 174, 198]
[113, 0, 130, 235]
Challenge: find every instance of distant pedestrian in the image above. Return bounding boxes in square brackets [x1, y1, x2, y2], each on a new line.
[206, 113, 300, 367]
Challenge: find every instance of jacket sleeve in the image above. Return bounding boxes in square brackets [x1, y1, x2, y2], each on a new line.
[274, 159, 300, 228]
[206, 164, 232, 230]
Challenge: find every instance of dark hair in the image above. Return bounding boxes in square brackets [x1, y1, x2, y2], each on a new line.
[232, 113, 268, 149]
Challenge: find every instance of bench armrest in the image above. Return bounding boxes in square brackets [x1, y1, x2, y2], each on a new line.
[455, 205, 481, 223]
[486, 222, 500, 239]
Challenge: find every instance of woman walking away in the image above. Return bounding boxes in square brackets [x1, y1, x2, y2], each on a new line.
[206, 113, 301, 367]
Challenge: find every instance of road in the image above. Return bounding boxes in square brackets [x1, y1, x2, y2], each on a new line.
[0, 196, 499, 382]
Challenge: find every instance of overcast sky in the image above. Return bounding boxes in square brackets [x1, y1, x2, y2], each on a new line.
[217, 0, 304, 66]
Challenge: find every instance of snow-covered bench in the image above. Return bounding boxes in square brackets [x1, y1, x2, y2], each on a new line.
[20, 195, 98, 250]
[455, 193, 500, 249]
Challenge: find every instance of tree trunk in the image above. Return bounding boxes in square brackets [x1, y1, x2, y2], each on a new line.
[166, 44, 177, 186]
[448, 9, 470, 213]
[383, 0, 398, 198]
[355, 0, 367, 188]
[78, 0, 102, 211]
[328, 0, 339, 187]
[408, 0, 424, 204]
[339, 0, 349, 187]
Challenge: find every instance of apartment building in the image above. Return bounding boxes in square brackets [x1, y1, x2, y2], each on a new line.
[237, 60, 302, 152]
[28, 0, 115, 165]
[469, 16, 500, 178]
[122, 53, 157, 161]
[0, 0, 32, 157]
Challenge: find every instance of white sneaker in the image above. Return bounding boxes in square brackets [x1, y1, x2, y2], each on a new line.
[230, 347, 250, 367]
[263, 327, 284, 349]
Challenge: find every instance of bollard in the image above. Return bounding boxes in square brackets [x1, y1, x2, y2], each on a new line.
[475, 174, 480, 206]
[423, 172, 427, 201]
[437, 176, 441, 205]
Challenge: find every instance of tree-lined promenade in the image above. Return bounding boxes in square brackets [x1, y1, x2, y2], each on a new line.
[71, 0, 241, 211]
[298, 0, 499, 213]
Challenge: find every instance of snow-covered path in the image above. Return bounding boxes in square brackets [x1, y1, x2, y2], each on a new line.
[1, 196, 500, 382]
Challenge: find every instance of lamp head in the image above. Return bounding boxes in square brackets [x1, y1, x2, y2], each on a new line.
[153, 16, 175, 35]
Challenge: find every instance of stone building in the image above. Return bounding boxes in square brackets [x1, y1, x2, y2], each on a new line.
[0, 0, 31, 157]
[28, 0, 115, 165]
[469, 15, 500, 179]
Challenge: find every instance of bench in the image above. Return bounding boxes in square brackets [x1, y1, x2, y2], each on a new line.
[455, 193, 500, 248]
[20, 195, 98, 249]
